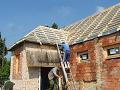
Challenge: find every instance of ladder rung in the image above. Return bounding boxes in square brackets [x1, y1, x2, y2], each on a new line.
[57, 44, 77, 90]
[60, 52, 64, 54]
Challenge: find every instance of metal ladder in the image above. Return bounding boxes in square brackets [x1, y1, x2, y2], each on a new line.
[56, 44, 77, 90]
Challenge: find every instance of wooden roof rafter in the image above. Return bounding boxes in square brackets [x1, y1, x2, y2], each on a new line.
[68, 17, 95, 43]
[85, 5, 120, 40]
[9, 3, 120, 50]
[63, 3, 120, 44]
[72, 10, 108, 43]
[98, 7, 120, 37]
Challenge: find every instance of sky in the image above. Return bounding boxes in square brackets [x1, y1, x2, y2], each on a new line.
[0, 0, 119, 58]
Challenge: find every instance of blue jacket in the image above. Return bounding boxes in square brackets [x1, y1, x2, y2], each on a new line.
[60, 43, 70, 52]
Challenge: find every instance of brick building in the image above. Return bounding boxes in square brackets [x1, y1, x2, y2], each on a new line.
[9, 3, 120, 90]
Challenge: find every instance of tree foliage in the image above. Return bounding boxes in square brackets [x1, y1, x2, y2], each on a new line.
[0, 32, 7, 67]
[0, 32, 9, 85]
[0, 59, 10, 77]
[51, 22, 58, 29]
[0, 33, 10, 76]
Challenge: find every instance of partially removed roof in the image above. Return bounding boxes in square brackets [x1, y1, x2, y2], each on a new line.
[9, 3, 120, 50]
[63, 3, 120, 44]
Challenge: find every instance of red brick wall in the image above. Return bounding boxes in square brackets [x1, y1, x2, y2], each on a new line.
[100, 33, 120, 90]
[70, 32, 120, 89]
[99, 32, 120, 47]
[70, 40, 96, 81]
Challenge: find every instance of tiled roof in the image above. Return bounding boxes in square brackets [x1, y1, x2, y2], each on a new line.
[24, 26, 68, 44]
[9, 26, 69, 50]
[9, 3, 120, 50]
[63, 3, 120, 44]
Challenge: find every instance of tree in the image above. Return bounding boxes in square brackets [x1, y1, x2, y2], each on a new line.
[51, 22, 58, 29]
[0, 32, 9, 85]
[0, 59, 10, 85]
[0, 32, 7, 67]
[0, 59, 10, 77]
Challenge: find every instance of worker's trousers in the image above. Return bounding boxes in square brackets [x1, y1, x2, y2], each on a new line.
[49, 79, 58, 90]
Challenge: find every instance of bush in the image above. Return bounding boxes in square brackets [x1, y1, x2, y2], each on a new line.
[3, 80, 15, 90]
[0, 76, 9, 85]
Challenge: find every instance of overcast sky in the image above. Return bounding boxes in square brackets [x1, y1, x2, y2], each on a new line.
[0, 0, 119, 58]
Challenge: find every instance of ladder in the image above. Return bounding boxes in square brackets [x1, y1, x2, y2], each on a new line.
[56, 44, 77, 90]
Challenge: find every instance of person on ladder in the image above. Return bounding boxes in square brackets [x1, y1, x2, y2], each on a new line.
[59, 42, 70, 69]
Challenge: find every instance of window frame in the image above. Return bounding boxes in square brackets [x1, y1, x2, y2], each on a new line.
[80, 53, 88, 60]
[107, 47, 120, 56]
[77, 51, 89, 61]
[103, 44, 120, 60]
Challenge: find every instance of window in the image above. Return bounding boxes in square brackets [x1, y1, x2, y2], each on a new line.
[80, 53, 88, 60]
[107, 47, 120, 55]
[77, 51, 88, 61]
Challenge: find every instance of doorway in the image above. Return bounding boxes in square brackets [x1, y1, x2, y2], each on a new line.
[41, 67, 53, 90]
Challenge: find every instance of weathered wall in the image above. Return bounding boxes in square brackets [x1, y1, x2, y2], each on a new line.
[11, 79, 39, 90]
[70, 40, 96, 81]
[25, 42, 60, 67]
[70, 32, 120, 90]
[10, 46, 23, 80]
[10, 42, 60, 90]
[100, 32, 120, 90]
[10, 43, 40, 90]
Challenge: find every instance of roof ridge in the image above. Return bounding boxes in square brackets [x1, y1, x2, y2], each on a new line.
[24, 25, 69, 39]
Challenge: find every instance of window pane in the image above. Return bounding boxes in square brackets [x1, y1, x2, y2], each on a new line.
[107, 47, 120, 55]
[109, 48, 116, 55]
[77, 51, 88, 61]
[80, 54, 88, 60]
[82, 55, 87, 60]
[116, 48, 119, 53]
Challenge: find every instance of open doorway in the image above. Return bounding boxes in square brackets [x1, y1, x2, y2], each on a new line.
[41, 67, 53, 90]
